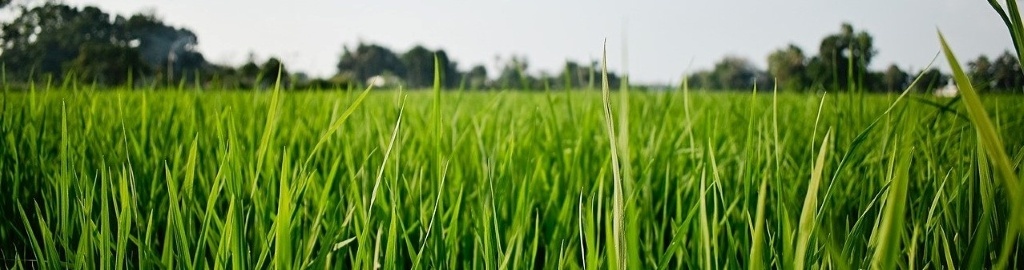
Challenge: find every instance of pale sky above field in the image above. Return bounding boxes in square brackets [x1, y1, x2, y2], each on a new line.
[59, 0, 1013, 84]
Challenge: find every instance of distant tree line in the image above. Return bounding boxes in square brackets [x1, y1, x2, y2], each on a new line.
[691, 23, 1024, 93]
[332, 43, 622, 90]
[0, 3, 220, 88]
[0, 3, 1019, 92]
[0, 2, 625, 90]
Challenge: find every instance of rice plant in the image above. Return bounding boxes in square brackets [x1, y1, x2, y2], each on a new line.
[1, 7, 1024, 268]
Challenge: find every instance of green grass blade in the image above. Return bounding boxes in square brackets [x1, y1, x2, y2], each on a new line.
[251, 73, 282, 196]
[796, 129, 831, 270]
[599, 39, 627, 270]
[939, 31, 1023, 270]
[699, 160, 712, 269]
[988, 0, 1024, 65]
[303, 84, 374, 166]
[749, 167, 770, 270]
[871, 134, 913, 269]
[274, 150, 294, 270]
[369, 96, 405, 220]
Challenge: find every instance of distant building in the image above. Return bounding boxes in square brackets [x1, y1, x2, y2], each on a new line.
[367, 74, 404, 89]
[934, 79, 958, 97]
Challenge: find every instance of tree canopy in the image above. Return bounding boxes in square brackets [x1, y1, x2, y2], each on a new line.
[401, 45, 459, 88]
[687, 22, 1024, 93]
[767, 44, 808, 91]
[0, 3, 215, 86]
[1, 3, 1021, 93]
[336, 43, 406, 85]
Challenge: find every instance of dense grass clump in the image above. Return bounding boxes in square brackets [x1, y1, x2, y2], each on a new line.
[1, 84, 1022, 268]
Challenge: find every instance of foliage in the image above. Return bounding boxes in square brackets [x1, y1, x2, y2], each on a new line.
[464, 64, 489, 89]
[401, 45, 459, 89]
[336, 43, 406, 85]
[5, 4, 1024, 92]
[810, 23, 876, 91]
[65, 42, 150, 85]
[961, 51, 1024, 92]
[402, 45, 435, 88]
[767, 44, 808, 91]
[495, 54, 532, 89]
[909, 68, 950, 93]
[0, 3, 210, 86]
[0, 4, 126, 79]
[693, 23, 902, 92]
[1, 87, 1022, 268]
[122, 13, 205, 81]
[687, 55, 769, 90]
[556, 60, 623, 90]
[881, 64, 909, 92]
[988, 0, 1024, 70]
[939, 29, 1023, 270]
[260, 57, 289, 87]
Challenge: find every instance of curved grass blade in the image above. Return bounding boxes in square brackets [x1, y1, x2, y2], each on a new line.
[598, 39, 627, 270]
[938, 31, 1023, 270]
[796, 129, 832, 270]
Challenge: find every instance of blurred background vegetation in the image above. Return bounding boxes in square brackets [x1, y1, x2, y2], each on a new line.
[1, 2, 1022, 93]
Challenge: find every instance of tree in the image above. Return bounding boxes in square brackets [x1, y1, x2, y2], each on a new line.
[400, 45, 460, 89]
[0, 3, 210, 86]
[260, 57, 288, 88]
[496, 55, 532, 89]
[915, 68, 948, 92]
[555, 59, 621, 90]
[881, 64, 909, 92]
[808, 23, 877, 91]
[714, 56, 755, 90]
[557, 60, 595, 89]
[1, 4, 127, 79]
[402, 45, 434, 88]
[240, 61, 260, 78]
[767, 44, 808, 91]
[992, 50, 1024, 91]
[464, 65, 488, 90]
[235, 56, 261, 89]
[123, 13, 206, 83]
[433, 49, 460, 88]
[65, 42, 150, 85]
[686, 56, 768, 91]
[336, 43, 405, 85]
[968, 55, 995, 90]
[559, 61, 583, 89]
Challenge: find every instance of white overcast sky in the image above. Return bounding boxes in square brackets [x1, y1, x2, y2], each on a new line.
[56, 0, 1015, 84]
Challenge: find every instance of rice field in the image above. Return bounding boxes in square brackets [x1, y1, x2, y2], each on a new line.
[1, 74, 1023, 269]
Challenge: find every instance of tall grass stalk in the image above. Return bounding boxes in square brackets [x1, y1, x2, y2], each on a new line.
[2, 43, 1023, 269]
[598, 40, 627, 270]
[795, 128, 831, 270]
[939, 31, 1023, 269]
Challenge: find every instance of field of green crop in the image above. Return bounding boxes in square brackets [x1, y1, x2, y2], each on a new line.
[1, 82, 1023, 268]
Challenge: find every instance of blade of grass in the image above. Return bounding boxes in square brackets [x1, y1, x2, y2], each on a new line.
[939, 31, 1023, 270]
[796, 129, 832, 270]
[599, 39, 627, 270]
[413, 55, 449, 269]
[368, 95, 405, 220]
[303, 83, 374, 166]
[699, 158, 712, 268]
[871, 134, 914, 269]
[988, 0, 1024, 65]
[251, 69, 283, 196]
[274, 150, 294, 270]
